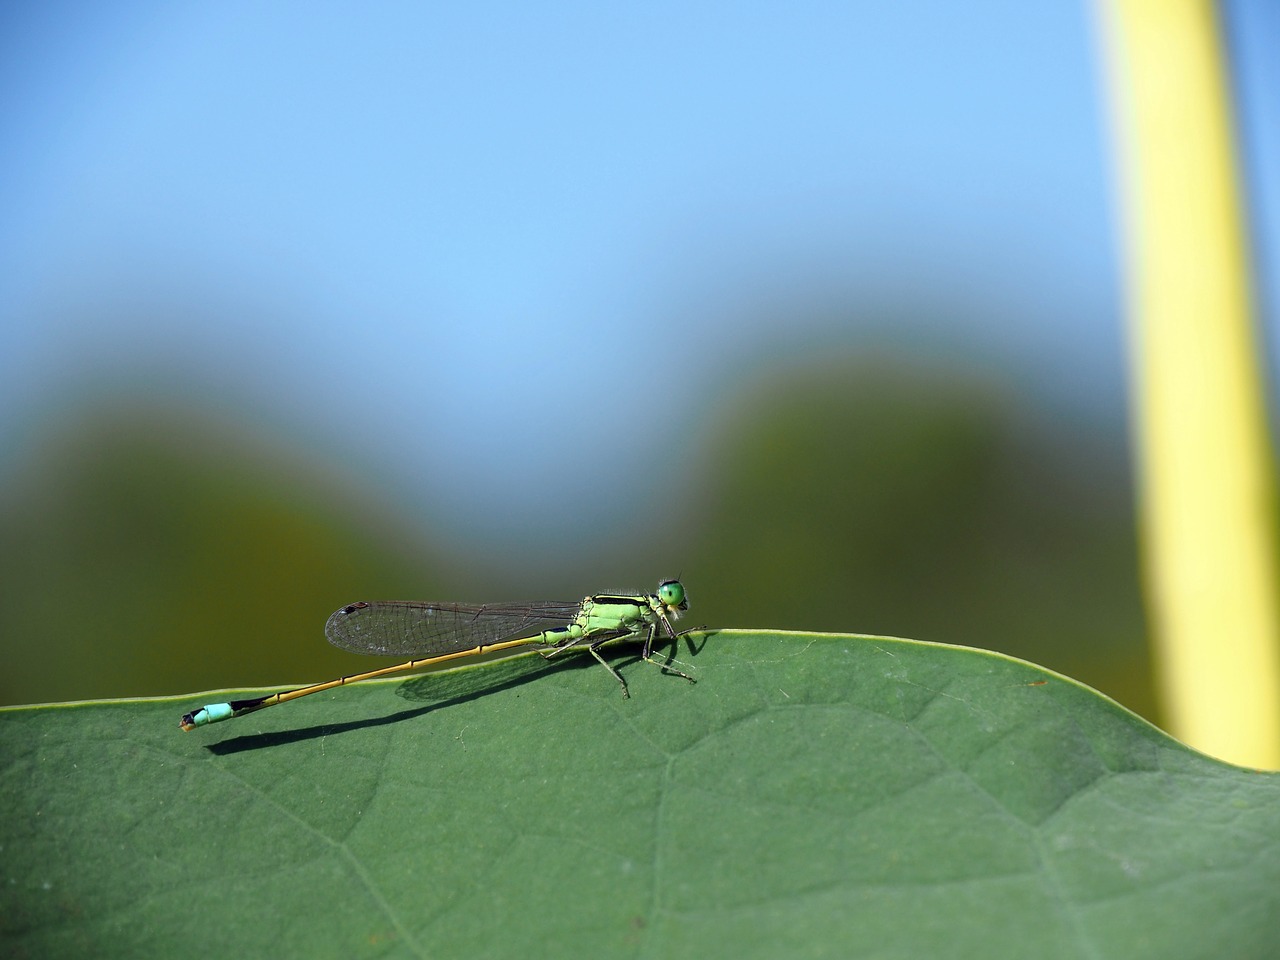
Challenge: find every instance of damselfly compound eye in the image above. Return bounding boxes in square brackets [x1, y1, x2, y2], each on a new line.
[658, 579, 687, 610]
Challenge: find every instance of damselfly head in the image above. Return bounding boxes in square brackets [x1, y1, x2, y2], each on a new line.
[657, 579, 688, 614]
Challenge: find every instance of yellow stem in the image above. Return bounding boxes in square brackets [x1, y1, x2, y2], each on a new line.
[1097, 0, 1280, 767]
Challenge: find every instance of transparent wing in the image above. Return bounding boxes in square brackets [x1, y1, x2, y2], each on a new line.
[324, 600, 584, 657]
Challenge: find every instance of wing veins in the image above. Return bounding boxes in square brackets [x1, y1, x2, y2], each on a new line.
[325, 599, 583, 657]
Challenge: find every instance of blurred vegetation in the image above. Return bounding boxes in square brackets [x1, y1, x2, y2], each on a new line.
[0, 406, 448, 707]
[0, 355, 1155, 722]
[683, 358, 1151, 719]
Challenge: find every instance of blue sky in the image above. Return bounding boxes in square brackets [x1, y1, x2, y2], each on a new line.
[1, 0, 1276, 546]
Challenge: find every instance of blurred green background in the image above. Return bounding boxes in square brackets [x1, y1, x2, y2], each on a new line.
[1, 340, 1151, 718]
[3, 2, 1277, 727]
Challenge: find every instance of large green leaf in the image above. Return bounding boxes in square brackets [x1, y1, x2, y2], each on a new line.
[2, 631, 1277, 958]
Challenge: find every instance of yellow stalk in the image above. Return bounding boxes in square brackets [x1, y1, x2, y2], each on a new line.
[1097, 0, 1280, 767]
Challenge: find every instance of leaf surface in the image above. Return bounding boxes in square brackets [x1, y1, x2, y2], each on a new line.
[2, 631, 1277, 958]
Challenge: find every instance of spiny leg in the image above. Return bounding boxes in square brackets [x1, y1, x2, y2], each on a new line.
[587, 640, 632, 698]
[541, 624, 694, 695]
[639, 621, 696, 684]
[540, 629, 635, 697]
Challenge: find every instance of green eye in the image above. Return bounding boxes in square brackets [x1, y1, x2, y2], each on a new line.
[658, 579, 686, 609]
